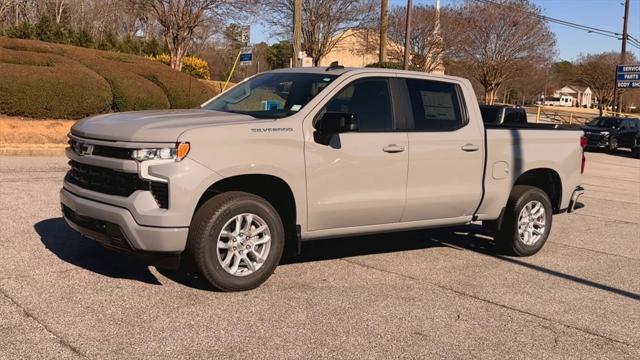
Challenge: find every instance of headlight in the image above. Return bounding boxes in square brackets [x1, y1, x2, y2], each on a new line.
[601, 131, 610, 137]
[131, 142, 190, 162]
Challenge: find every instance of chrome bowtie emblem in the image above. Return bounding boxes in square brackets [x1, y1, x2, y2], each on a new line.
[74, 142, 94, 156]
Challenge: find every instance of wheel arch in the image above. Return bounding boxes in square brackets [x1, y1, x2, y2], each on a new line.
[193, 174, 298, 238]
[513, 168, 563, 213]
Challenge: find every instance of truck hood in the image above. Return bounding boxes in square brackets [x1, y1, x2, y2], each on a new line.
[71, 109, 257, 142]
[582, 125, 617, 134]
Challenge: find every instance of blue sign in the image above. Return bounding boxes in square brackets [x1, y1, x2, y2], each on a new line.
[239, 53, 252, 62]
[616, 64, 640, 88]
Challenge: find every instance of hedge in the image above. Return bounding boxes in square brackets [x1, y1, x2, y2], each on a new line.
[0, 37, 220, 119]
[0, 45, 112, 119]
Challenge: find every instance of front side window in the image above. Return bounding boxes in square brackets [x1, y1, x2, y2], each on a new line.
[204, 73, 337, 119]
[404, 79, 465, 130]
[321, 78, 393, 131]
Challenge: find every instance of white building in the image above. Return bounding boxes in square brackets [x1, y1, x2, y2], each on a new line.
[547, 85, 593, 107]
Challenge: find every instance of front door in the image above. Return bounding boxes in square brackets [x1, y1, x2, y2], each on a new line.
[305, 77, 409, 231]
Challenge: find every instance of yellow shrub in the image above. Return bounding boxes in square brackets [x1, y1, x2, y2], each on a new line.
[149, 54, 210, 80]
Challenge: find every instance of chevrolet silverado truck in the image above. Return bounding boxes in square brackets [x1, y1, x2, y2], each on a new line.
[61, 66, 586, 291]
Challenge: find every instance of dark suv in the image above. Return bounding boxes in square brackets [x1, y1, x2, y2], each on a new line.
[582, 117, 640, 156]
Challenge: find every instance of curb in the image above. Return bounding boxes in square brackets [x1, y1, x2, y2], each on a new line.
[0, 144, 66, 156]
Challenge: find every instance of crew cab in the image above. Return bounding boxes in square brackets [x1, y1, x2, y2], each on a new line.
[61, 67, 586, 291]
[582, 116, 640, 156]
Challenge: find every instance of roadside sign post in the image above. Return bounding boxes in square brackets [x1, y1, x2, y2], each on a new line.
[239, 47, 253, 66]
[616, 64, 640, 89]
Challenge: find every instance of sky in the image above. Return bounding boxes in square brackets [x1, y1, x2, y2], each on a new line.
[250, 0, 640, 62]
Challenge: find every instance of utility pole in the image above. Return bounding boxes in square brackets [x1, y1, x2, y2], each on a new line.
[379, 0, 388, 63]
[615, 0, 630, 112]
[403, 0, 413, 70]
[292, 0, 302, 67]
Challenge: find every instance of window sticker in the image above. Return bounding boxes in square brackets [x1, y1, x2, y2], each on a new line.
[290, 104, 302, 112]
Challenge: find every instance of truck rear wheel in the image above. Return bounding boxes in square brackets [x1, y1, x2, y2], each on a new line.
[496, 185, 553, 256]
[187, 191, 284, 291]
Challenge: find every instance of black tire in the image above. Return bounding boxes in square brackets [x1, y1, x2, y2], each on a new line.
[495, 185, 553, 257]
[608, 137, 618, 153]
[187, 191, 284, 291]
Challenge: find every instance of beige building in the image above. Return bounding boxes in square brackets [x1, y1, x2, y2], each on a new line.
[318, 29, 393, 68]
[318, 28, 444, 75]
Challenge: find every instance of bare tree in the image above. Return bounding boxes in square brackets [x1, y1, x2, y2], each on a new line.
[145, 0, 250, 70]
[53, 0, 65, 24]
[388, 4, 461, 72]
[450, 0, 555, 104]
[576, 51, 638, 114]
[261, 0, 375, 66]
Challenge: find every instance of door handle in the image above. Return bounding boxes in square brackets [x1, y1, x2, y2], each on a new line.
[461, 144, 480, 152]
[382, 144, 405, 153]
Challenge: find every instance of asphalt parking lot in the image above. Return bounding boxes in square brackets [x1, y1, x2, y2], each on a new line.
[0, 151, 638, 359]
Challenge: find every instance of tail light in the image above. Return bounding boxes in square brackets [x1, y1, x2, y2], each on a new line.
[580, 136, 587, 149]
[580, 136, 587, 174]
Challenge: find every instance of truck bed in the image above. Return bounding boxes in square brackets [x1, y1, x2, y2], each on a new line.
[475, 126, 584, 220]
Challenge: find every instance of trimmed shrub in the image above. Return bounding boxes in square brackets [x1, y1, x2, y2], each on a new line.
[0, 46, 112, 119]
[67, 50, 170, 111]
[0, 37, 220, 118]
[137, 61, 215, 108]
[151, 54, 211, 80]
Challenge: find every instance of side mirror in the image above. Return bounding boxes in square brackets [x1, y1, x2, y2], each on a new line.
[314, 112, 358, 145]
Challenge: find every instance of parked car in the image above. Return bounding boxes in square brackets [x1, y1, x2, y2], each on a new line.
[480, 104, 528, 125]
[582, 116, 640, 156]
[61, 67, 586, 291]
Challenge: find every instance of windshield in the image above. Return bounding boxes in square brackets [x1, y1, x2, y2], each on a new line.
[203, 73, 338, 119]
[589, 117, 622, 128]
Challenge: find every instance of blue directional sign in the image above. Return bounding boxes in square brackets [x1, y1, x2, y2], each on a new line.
[239, 47, 252, 66]
[616, 64, 640, 88]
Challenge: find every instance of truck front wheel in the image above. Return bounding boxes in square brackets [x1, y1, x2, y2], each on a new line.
[496, 185, 553, 256]
[187, 191, 284, 291]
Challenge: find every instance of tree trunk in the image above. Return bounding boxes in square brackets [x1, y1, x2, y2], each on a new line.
[484, 87, 497, 105]
[166, 38, 185, 71]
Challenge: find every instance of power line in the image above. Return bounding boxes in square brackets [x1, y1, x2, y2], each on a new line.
[473, 0, 631, 42]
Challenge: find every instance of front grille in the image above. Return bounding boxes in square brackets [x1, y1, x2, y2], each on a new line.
[65, 161, 169, 208]
[150, 182, 169, 209]
[69, 139, 132, 159]
[66, 160, 141, 196]
[62, 205, 132, 250]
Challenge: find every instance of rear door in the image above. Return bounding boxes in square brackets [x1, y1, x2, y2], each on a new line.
[304, 76, 409, 231]
[398, 77, 485, 222]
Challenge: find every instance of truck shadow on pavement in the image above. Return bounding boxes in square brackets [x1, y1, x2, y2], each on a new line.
[35, 218, 640, 300]
[34, 218, 162, 285]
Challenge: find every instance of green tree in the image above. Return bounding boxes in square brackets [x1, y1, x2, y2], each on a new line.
[551, 60, 577, 87]
[266, 41, 292, 69]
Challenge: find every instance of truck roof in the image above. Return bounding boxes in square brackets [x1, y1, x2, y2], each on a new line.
[268, 66, 467, 83]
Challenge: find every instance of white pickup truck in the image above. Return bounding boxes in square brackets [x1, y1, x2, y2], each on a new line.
[61, 66, 586, 291]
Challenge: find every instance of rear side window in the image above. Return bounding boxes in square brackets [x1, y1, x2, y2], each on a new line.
[404, 79, 465, 130]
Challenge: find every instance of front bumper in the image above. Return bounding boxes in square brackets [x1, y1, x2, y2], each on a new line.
[60, 188, 188, 266]
[584, 134, 609, 148]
